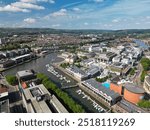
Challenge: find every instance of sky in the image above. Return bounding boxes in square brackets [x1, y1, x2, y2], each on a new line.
[0, 0, 150, 30]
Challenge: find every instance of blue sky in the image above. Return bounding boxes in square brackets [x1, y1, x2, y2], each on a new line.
[0, 0, 150, 30]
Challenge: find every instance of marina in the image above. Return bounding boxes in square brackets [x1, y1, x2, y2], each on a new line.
[3, 53, 106, 113]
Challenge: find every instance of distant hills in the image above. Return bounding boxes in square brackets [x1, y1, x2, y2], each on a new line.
[0, 28, 150, 37]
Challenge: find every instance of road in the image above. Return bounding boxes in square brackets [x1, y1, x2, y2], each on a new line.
[132, 63, 143, 87]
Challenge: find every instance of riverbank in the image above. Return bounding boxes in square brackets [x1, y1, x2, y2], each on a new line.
[53, 63, 110, 111]
[0, 57, 39, 72]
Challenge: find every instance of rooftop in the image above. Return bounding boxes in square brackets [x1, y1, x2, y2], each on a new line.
[124, 83, 145, 94]
[17, 70, 34, 78]
[23, 84, 52, 113]
[68, 66, 88, 76]
[83, 79, 120, 100]
[11, 53, 31, 61]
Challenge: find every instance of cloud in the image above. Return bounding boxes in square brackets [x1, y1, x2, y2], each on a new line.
[49, 0, 55, 4]
[50, 9, 67, 17]
[0, 0, 45, 13]
[112, 19, 120, 23]
[0, 5, 30, 12]
[72, 7, 80, 12]
[52, 24, 60, 27]
[24, 18, 36, 24]
[84, 22, 89, 25]
[20, 0, 36, 3]
[90, 0, 104, 3]
[12, 2, 45, 10]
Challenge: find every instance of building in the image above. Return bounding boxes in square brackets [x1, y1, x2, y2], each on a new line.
[17, 70, 68, 113]
[61, 52, 77, 64]
[89, 44, 102, 52]
[96, 52, 116, 64]
[0, 60, 15, 68]
[80, 59, 95, 67]
[0, 84, 10, 113]
[66, 66, 89, 81]
[109, 63, 124, 75]
[110, 83, 122, 95]
[86, 66, 100, 78]
[82, 79, 121, 106]
[16, 70, 36, 81]
[143, 76, 150, 94]
[123, 83, 145, 104]
[11, 53, 34, 64]
[112, 55, 121, 63]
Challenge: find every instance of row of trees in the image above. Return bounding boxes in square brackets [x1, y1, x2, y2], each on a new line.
[0, 43, 21, 51]
[37, 73, 85, 113]
[140, 58, 150, 82]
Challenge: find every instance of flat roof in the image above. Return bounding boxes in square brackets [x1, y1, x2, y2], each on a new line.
[83, 79, 120, 100]
[51, 95, 68, 113]
[17, 70, 34, 78]
[11, 54, 31, 60]
[124, 83, 145, 94]
[23, 84, 52, 113]
[68, 66, 88, 76]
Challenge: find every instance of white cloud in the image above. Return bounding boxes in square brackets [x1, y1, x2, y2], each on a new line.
[0, 0, 45, 13]
[90, 0, 104, 3]
[112, 19, 120, 23]
[12, 2, 45, 10]
[52, 24, 60, 27]
[84, 22, 89, 25]
[72, 7, 80, 12]
[20, 0, 36, 3]
[135, 22, 140, 25]
[0, 5, 30, 12]
[21, 0, 55, 3]
[50, 9, 67, 17]
[24, 18, 36, 24]
[49, 0, 55, 4]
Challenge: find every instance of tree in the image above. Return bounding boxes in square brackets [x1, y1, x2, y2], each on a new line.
[138, 100, 150, 108]
[130, 68, 136, 75]
[5, 75, 18, 85]
[37, 73, 85, 113]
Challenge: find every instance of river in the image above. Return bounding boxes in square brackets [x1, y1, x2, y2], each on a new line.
[3, 53, 106, 113]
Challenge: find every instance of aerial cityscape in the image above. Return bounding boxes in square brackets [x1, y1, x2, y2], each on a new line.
[0, 0, 150, 113]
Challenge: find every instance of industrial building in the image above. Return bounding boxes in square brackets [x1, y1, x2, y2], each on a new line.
[82, 79, 121, 106]
[143, 76, 150, 94]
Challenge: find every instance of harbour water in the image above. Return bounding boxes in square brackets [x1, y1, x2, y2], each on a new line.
[3, 53, 106, 113]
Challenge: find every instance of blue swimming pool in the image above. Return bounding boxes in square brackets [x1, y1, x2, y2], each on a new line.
[102, 82, 110, 89]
